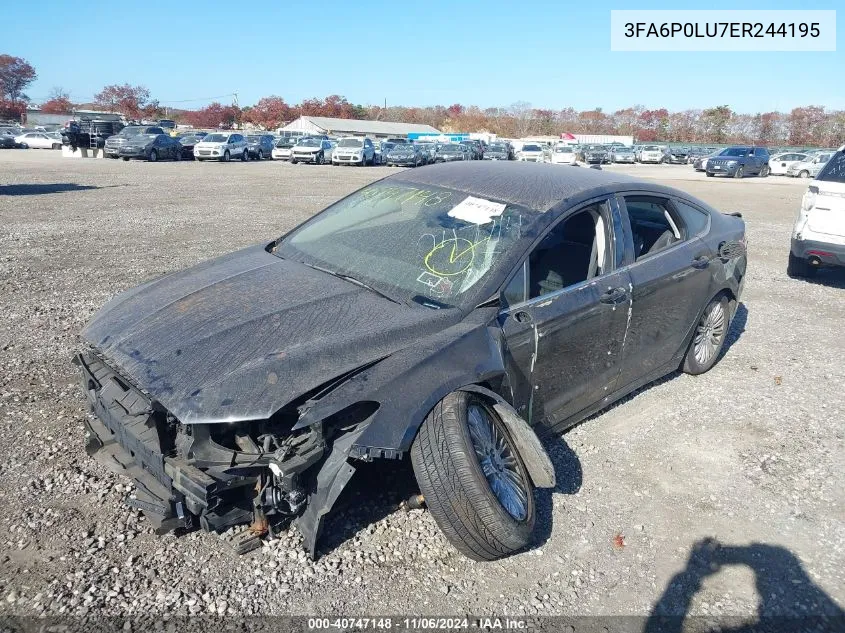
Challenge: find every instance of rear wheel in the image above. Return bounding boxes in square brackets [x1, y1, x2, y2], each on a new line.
[52, 143, 61, 150]
[257, 150, 263, 161]
[242, 149, 249, 161]
[682, 296, 729, 375]
[411, 391, 535, 561]
[733, 166, 743, 179]
[787, 252, 817, 279]
[759, 165, 769, 177]
[149, 150, 158, 162]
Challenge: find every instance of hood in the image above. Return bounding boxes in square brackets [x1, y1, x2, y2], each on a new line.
[82, 244, 460, 425]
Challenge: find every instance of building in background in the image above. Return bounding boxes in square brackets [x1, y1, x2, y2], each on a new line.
[279, 116, 440, 139]
[23, 108, 124, 130]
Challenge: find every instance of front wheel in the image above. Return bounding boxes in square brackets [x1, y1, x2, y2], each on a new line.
[759, 165, 769, 177]
[222, 150, 230, 162]
[799, 170, 810, 179]
[257, 150, 263, 161]
[411, 391, 535, 561]
[52, 143, 61, 150]
[733, 166, 744, 179]
[682, 295, 729, 375]
[706, 172, 714, 177]
[149, 150, 158, 162]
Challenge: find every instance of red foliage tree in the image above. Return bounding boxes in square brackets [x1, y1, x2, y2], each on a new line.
[183, 102, 241, 129]
[0, 54, 37, 103]
[93, 84, 153, 119]
[242, 96, 294, 129]
[40, 88, 74, 114]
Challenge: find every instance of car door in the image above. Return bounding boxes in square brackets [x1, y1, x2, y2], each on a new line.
[500, 197, 632, 430]
[754, 148, 769, 174]
[615, 193, 715, 389]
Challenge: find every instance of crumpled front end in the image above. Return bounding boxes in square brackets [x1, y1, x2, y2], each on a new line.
[75, 349, 373, 556]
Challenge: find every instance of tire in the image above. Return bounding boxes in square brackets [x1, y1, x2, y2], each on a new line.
[682, 295, 730, 375]
[291, 159, 298, 164]
[174, 150, 181, 161]
[20, 143, 28, 149]
[799, 170, 810, 179]
[149, 150, 158, 162]
[222, 150, 230, 162]
[316, 152, 323, 165]
[706, 172, 714, 177]
[257, 150, 263, 161]
[122, 157, 130, 161]
[52, 143, 61, 150]
[733, 166, 743, 179]
[787, 252, 817, 279]
[410, 391, 535, 561]
[759, 165, 769, 177]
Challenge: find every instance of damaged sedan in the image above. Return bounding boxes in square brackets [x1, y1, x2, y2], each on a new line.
[76, 162, 746, 561]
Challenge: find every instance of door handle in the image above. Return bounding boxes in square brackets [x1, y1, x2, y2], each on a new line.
[513, 310, 532, 323]
[600, 287, 627, 304]
[691, 256, 710, 269]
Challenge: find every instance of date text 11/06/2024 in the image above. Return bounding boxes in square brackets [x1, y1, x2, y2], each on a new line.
[306, 617, 528, 630]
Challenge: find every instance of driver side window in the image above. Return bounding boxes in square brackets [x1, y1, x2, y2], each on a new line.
[524, 202, 613, 299]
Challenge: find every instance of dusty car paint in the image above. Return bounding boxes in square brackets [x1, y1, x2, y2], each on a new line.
[77, 162, 746, 557]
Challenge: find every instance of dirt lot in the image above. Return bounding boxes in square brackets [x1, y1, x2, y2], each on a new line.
[1, 151, 843, 622]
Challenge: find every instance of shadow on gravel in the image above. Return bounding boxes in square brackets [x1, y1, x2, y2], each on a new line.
[533, 435, 582, 549]
[723, 301, 748, 354]
[645, 538, 845, 633]
[317, 457, 418, 556]
[797, 268, 845, 290]
[0, 183, 111, 196]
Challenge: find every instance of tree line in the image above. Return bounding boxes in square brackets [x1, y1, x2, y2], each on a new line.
[2, 54, 842, 147]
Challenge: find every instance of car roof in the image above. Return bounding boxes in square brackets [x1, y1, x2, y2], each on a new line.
[388, 161, 645, 212]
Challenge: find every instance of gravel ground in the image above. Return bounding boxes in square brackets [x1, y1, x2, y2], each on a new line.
[0, 152, 843, 621]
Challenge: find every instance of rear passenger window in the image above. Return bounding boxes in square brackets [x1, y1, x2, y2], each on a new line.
[673, 200, 709, 237]
[623, 196, 682, 260]
[817, 151, 845, 183]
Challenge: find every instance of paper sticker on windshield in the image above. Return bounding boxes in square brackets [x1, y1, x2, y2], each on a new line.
[447, 196, 506, 225]
[417, 271, 444, 288]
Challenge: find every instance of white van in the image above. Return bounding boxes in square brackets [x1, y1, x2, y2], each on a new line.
[788, 145, 845, 278]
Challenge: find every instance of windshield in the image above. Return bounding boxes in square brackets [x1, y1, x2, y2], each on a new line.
[247, 136, 262, 142]
[338, 138, 363, 148]
[275, 140, 293, 148]
[719, 148, 750, 157]
[615, 148, 632, 153]
[298, 138, 321, 147]
[440, 145, 460, 153]
[276, 181, 538, 307]
[817, 151, 845, 183]
[119, 126, 144, 137]
[555, 146, 573, 153]
[642, 146, 660, 151]
[204, 134, 229, 143]
[522, 145, 541, 152]
[489, 144, 506, 152]
[585, 145, 604, 151]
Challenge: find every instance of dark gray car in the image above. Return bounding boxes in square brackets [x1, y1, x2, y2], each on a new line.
[246, 134, 276, 160]
[76, 162, 746, 562]
[706, 146, 771, 178]
[105, 126, 166, 158]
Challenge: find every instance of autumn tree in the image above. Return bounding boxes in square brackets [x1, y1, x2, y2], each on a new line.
[40, 87, 74, 114]
[184, 102, 241, 128]
[700, 106, 732, 144]
[0, 54, 37, 103]
[788, 106, 827, 146]
[242, 96, 294, 129]
[94, 84, 154, 119]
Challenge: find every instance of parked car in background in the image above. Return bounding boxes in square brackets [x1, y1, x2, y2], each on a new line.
[118, 133, 183, 162]
[332, 137, 376, 166]
[768, 152, 810, 176]
[104, 126, 166, 158]
[194, 132, 249, 162]
[376, 141, 395, 165]
[157, 119, 177, 132]
[291, 138, 333, 165]
[177, 134, 204, 160]
[385, 143, 425, 167]
[272, 138, 296, 161]
[550, 144, 578, 166]
[665, 147, 690, 164]
[788, 145, 845, 278]
[415, 141, 438, 164]
[706, 147, 771, 178]
[434, 143, 467, 162]
[246, 134, 276, 160]
[610, 146, 636, 164]
[638, 145, 665, 164]
[578, 144, 609, 164]
[786, 152, 833, 179]
[14, 132, 62, 149]
[0, 131, 17, 149]
[483, 142, 510, 161]
[687, 147, 714, 165]
[517, 143, 545, 162]
[460, 139, 483, 160]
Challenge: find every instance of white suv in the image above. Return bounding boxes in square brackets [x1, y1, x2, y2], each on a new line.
[788, 145, 845, 278]
[332, 137, 375, 165]
[193, 132, 249, 162]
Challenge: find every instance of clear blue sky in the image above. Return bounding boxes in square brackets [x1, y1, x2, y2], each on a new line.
[8, 0, 843, 113]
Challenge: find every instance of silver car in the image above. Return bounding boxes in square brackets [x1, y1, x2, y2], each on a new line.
[786, 152, 833, 178]
[291, 138, 334, 165]
[193, 132, 249, 162]
[331, 137, 375, 166]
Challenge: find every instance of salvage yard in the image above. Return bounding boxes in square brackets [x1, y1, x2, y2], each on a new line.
[1, 152, 843, 620]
